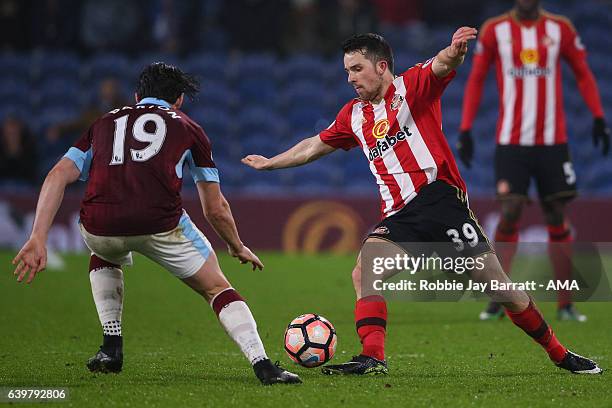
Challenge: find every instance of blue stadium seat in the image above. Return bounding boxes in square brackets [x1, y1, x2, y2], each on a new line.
[394, 51, 422, 72]
[0, 79, 31, 108]
[229, 53, 278, 80]
[327, 82, 356, 113]
[587, 53, 607, 76]
[0, 104, 30, 122]
[32, 52, 81, 81]
[36, 78, 82, 106]
[197, 28, 229, 53]
[182, 54, 228, 81]
[189, 107, 232, 137]
[341, 154, 373, 191]
[239, 169, 285, 194]
[235, 106, 287, 136]
[240, 132, 283, 155]
[0, 53, 31, 81]
[85, 54, 132, 81]
[278, 80, 329, 111]
[443, 83, 464, 106]
[283, 161, 340, 194]
[443, 106, 462, 130]
[287, 107, 327, 130]
[325, 58, 348, 86]
[279, 54, 327, 82]
[237, 77, 278, 104]
[214, 158, 249, 189]
[193, 81, 238, 110]
[36, 107, 78, 131]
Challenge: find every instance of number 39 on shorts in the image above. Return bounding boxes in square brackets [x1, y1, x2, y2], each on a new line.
[446, 223, 479, 252]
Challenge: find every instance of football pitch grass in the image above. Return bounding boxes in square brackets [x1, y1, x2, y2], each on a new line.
[1, 251, 610, 407]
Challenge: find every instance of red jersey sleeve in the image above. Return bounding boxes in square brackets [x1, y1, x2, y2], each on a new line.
[559, 18, 605, 118]
[460, 20, 497, 131]
[187, 123, 219, 183]
[402, 59, 456, 102]
[319, 102, 359, 150]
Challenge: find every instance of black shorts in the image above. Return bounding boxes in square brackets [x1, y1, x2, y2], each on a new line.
[495, 144, 577, 202]
[367, 181, 493, 258]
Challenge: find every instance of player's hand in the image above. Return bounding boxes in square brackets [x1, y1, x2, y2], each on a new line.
[229, 244, 264, 271]
[593, 117, 610, 156]
[12, 236, 47, 284]
[456, 130, 473, 168]
[448, 26, 478, 58]
[241, 155, 272, 170]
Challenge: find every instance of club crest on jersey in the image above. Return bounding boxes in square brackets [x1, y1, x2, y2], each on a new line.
[519, 48, 539, 65]
[541, 35, 554, 47]
[390, 94, 404, 111]
[368, 126, 412, 161]
[372, 119, 390, 139]
[372, 226, 389, 235]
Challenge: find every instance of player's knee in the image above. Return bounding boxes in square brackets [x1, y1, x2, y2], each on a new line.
[541, 200, 565, 226]
[182, 265, 231, 302]
[205, 283, 232, 302]
[351, 263, 362, 286]
[500, 198, 524, 222]
[501, 295, 530, 313]
[89, 254, 120, 272]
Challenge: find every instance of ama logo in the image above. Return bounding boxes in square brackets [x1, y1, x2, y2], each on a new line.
[368, 120, 412, 161]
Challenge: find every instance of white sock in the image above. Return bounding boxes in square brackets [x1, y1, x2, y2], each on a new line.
[212, 289, 268, 365]
[89, 267, 124, 336]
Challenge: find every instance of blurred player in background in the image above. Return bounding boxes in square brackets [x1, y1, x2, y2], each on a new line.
[457, 0, 610, 321]
[12, 63, 301, 385]
[243, 30, 602, 375]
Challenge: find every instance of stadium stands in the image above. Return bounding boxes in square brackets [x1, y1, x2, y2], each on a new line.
[0, 0, 609, 195]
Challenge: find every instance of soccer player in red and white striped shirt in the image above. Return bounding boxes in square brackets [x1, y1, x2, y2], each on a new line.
[458, 0, 610, 321]
[243, 29, 602, 375]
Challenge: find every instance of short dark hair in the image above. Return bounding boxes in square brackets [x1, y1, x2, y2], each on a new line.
[342, 33, 394, 74]
[136, 62, 200, 103]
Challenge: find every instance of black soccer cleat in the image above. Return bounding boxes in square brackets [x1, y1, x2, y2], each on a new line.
[556, 351, 603, 374]
[253, 359, 302, 385]
[86, 348, 123, 373]
[321, 354, 388, 376]
[479, 301, 505, 321]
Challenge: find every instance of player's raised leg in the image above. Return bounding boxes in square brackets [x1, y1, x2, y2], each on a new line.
[471, 254, 602, 374]
[181, 250, 301, 384]
[86, 255, 125, 373]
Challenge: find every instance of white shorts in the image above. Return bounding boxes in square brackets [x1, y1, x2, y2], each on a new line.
[79, 211, 213, 279]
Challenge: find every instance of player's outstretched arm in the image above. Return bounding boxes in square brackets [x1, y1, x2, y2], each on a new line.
[432, 26, 478, 77]
[12, 158, 80, 283]
[242, 135, 336, 171]
[196, 181, 263, 270]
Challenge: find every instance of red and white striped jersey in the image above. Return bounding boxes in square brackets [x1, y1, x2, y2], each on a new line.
[460, 10, 605, 146]
[320, 62, 466, 218]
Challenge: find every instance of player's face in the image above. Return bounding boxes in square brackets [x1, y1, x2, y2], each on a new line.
[344, 51, 385, 101]
[515, 0, 540, 14]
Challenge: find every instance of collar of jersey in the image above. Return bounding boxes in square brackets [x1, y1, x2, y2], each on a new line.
[137, 97, 171, 108]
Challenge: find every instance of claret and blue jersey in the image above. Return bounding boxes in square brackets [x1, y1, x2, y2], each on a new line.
[63, 97, 219, 236]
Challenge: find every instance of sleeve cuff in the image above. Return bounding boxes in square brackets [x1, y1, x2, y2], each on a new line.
[63, 147, 92, 181]
[191, 167, 220, 183]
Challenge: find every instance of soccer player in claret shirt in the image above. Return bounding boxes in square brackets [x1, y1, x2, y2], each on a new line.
[12, 63, 301, 385]
[243, 31, 602, 375]
[457, 0, 610, 322]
